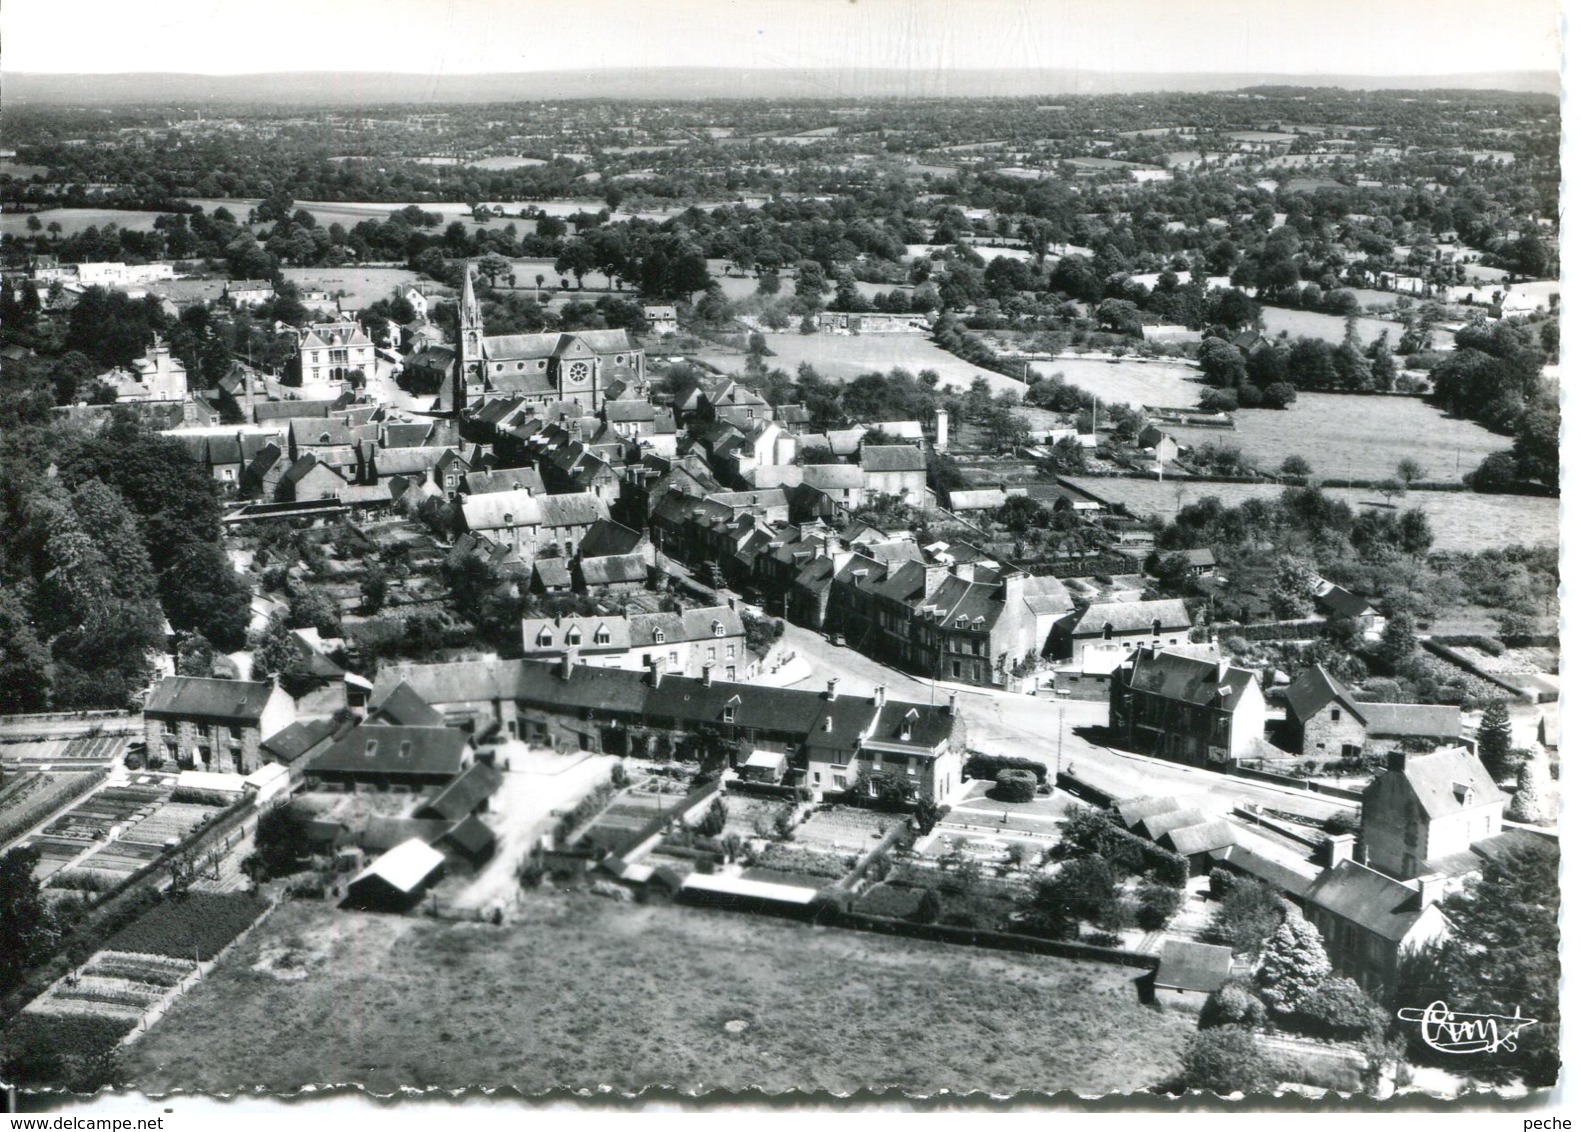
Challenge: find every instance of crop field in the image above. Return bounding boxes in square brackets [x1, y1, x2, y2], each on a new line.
[1183, 394, 1509, 482]
[106, 892, 268, 961]
[119, 895, 1190, 1096]
[793, 806, 898, 852]
[0, 208, 169, 237]
[1028, 356, 1203, 409]
[1061, 476, 1559, 553]
[698, 332, 1026, 394]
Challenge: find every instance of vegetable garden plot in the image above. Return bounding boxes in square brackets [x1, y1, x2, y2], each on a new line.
[106, 894, 268, 961]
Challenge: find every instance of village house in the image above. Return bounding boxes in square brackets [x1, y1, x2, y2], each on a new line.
[143, 675, 296, 774]
[1050, 598, 1194, 669]
[1151, 940, 1234, 1011]
[1303, 860, 1448, 995]
[1108, 647, 1267, 766]
[642, 304, 679, 336]
[96, 336, 188, 403]
[456, 488, 608, 561]
[521, 605, 751, 681]
[223, 279, 276, 307]
[1282, 665, 1466, 761]
[1358, 748, 1503, 880]
[298, 319, 377, 384]
[858, 444, 928, 506]
[304, 723, 472, 791]
[1312, 580, 1387, 639]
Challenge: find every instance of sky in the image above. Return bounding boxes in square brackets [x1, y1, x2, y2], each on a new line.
[0, 0, 1562, 77]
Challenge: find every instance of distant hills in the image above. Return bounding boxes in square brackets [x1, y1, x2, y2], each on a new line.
[3, 68, 1560, 105]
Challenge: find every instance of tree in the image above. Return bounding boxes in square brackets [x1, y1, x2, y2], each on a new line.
[1294, 977, 1389, 1041]
[1198, 338, 1247, 388]
[175, 630, 216, 677]
[1395, 458, 1424, 488]
[1029, 855, 1119, 935]
[249, 612, 300, 681]
[1254, 914, 1332, 1016]
[1177, 1027, 1276, 1095]
[1261, 382, 1297, 409]
[694, 797, 728, 838]
[1376, 615, 1420, 676]
[1200, 979, 1267, 1029]
[0, 847, 56, 995]
[1269, 555, 1317, 619]
[993, 769, 1036, 802]
[1476, 700, 1514, 781]
[0, 583, 51, 713]
[1279, 455, 1312, 478]
[1136, 883, 1183, 931]
[1507, 753, 1549, 823]
[361, 563, 389, 613]
[1395, 842, 1559, 1085]
[1206, 876, 1288, 954]
[1378, 478, 1405, 506]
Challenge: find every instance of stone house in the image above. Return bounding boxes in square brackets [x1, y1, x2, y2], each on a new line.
[143, 676, 296, 774]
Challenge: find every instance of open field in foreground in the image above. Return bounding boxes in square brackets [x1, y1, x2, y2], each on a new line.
[1199, 394, 1507, 483]
[1028, 357, 1203, 409]
[698, 332, 1025, 394]
[1062, 476, 1558, 554]
[120, 895, 1189, 1096]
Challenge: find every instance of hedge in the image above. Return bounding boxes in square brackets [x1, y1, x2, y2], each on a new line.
[1063, 809, 1189, 888]
[965, 752, 1049, 784]
[994, 769, 1037, 802]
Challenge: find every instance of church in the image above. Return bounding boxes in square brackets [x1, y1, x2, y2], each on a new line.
[449, 263, 644, 416]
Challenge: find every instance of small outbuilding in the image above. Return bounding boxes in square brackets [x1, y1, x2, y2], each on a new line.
[344, 837, 445, 911]
[1152, 939, 1234, 1010]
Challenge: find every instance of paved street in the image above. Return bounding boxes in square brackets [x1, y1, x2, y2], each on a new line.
[771, 619, 1354, 824]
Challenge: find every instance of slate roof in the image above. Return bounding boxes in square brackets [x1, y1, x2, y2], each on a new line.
[578, 519, 645, 559]
[259, 717, 340, 764]
[1114, 796, 1187, 828]
[1314, 584, 1376, 620]
[463, 467, 546, 495]
[461, 489, 543, 531]
[417, 762, 504, 822]
[144, 677, 276, 722]
[382, 420, 438, 447]
[579, 553, 650, 586]
[442, 814, 497, 857]
[1389, 747, 1501, 819]
[859, 444, 927, 473]
[1071, 598, 1191, 637]
[1154, 939, 1234, 993]
[1123, 648, 1257, 710]
[1358, 703, 1463, 741]
[1140, 807, 1211, 841]
[368, 681, 445, 727]
[1160, 820, 1238, 856]
[362, 817, 452, 853]
[1304, 859, 1430, 942]
[801, 463, 865, 490]
[533, 559, 573, 589]
[309, 724, 469, 778]
[539, 492, 608, 528]
[1284, 665, 1365, 723]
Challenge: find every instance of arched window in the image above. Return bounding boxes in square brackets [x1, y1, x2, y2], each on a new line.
[653, 629, 665, 644]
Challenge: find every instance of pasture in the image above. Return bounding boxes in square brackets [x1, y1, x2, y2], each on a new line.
[698, 331, 1026, 393]
[282, 266, 425, 308]
[1199, 394, 1508, 482]
[1061, 476, 1558, 553]
[0, 208, 169, 237]
[1259, 306, 1453, 351]
[119, 895, 1190, 1096]
[1028, 356, 1203, 409]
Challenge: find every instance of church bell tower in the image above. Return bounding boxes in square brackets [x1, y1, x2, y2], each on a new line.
[453, 261, 485, 414]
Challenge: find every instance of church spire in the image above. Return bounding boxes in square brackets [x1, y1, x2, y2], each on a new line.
[460, 260, 482, 333]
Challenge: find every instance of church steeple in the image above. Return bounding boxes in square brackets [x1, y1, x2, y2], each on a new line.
[452, 260, 485, 416]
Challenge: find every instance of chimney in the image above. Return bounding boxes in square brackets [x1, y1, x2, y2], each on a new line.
[1386, 750, 1408, 773]
[935, 407, 949, 452]
[648, 655, 664, 688]
[701, 663, 714, 687]
[873, 684, 887, 707]
[1323, 832, 1356, 869]
[947, 692, 958, 717]
[1216, 657, 1230, 683]
[560, 646, 578, 681]
[1415, 873, 1448, 911]
[1001, 570, 1027, 608]
[825, 677, 840, 700]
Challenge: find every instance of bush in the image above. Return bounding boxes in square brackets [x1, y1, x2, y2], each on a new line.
[993, 768, 1037, 803]
[1200, 979, 1267, 1029]
[1058, 807, 1188, 887]
[964, 752, 1048, 783]
[1291, 977, 1388, 1041]
[1136, 882, 1184, 931]
[1177, 1026, 1276, 1095]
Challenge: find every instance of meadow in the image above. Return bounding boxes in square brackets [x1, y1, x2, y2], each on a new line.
[1197, 394, 1507, 483]
[119, 895, 1191, 1096]
[700, 331, 1026, 393]
[1061, 476, 1558, 553]
[1027, 357, 1203, 409]
[0, 208, 169, 237]
[1258, 306, 1452, 351]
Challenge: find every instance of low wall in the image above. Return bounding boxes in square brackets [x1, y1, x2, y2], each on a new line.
[1420, 639, 1536, 702]
[1227, 763, 1363, 801]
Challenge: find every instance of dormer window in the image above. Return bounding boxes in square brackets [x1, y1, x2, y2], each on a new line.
[653, 629, 665, 644]
[567, 629, 581, 646]
[723, 705, 736, 723]
[902, 707, 919, 742]
[537, 628, 553, 647]
[712, 621, 724, 637]
[955, 616, 967, 628]
[594, 627, 610, 646]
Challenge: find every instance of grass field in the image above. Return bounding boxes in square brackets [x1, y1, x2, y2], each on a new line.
[1259, 306, 1453, 351]
[699, 332, 1026, 394]
[281, 266, 424, 307]
[1194, 394, 1508, 482]
[0, 208, 169, 237]
[1062, 476, 1558, 553]
[1028, 357, 1203, 409]
[119, 895, 1190, 1096]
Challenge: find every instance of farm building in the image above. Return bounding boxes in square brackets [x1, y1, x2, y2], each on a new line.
[304, 724, 471, 791]
[345, 838, 446, 911]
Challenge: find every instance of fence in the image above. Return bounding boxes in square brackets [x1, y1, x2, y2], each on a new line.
[1215, 618, 1328, 643]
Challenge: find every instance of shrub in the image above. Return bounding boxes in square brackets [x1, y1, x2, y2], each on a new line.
[1292, 976, 1388, 1041]
[914, 887, 943, 924]
[1206, 875, 1288, 955]
[1254, 914, 1332, 1016]
[1200, 979, 1267, 1029]
[964, 752, 1048, 783]
[993, 769, 1037, 803]
[693, 797, 728, 838]
[1136, 883, 1184, 931]
[914, 799, 947, 835]
[1177, 1026, 1276, 1095]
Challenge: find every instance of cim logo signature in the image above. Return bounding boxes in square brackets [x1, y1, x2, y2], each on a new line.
[1396, 1001, 1536, 1055]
